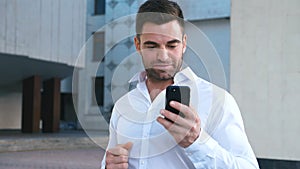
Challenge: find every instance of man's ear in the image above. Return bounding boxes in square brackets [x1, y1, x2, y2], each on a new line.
[134, 36, 141, 52]
[182, 34, 187, 53]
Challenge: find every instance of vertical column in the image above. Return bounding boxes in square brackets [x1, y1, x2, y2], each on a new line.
[42, 78, 61, 133]
[22, 76, 41, 133]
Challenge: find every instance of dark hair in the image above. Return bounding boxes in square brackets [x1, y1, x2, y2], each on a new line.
[136, 0, 184, 38]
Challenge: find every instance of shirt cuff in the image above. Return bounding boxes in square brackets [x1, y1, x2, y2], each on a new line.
[185, 129, 218, 159]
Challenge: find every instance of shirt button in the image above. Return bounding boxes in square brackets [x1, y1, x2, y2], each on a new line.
[143, 133, 149, 138]
[141, 160, 145, 165]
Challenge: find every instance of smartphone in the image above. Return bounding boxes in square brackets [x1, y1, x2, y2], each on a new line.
[165, 86, 190, 122]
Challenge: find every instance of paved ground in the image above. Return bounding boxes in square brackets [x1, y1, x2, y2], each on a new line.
[0, 130, 107, 169]
[0, 148, 105, 169]
[0, 130, 109, 152]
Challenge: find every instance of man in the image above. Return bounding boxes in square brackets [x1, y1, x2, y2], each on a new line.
[101, 0, 259, 168]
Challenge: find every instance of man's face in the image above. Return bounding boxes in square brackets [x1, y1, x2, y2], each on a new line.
[134, 20, 187, 81]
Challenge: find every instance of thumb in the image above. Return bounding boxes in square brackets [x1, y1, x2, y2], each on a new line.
[121, 142, 133, 150]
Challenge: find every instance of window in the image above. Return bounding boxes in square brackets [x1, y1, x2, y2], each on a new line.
[93, 32, 105, 62]
[95, 0, 105, 15]
[92, 77, 104, 106]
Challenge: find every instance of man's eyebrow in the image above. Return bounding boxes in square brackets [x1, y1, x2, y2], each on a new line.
[143, 39, 181, 45]
[143, 41, 158, 45]
[167, 39, 181, 44]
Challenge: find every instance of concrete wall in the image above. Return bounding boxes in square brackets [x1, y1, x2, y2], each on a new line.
[188, 19, 230, 90]
[73, 0, 106, 131]
[176, 0, 230, 20]
[0, 84, 22, 129]
[0, 0, 86, 130]
[86, 0, 105, 39]
[0, 0, 86, 67]
[231, 0, 300, 160]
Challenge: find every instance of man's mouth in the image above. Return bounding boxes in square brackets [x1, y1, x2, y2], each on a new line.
[152, 64, 173, 69]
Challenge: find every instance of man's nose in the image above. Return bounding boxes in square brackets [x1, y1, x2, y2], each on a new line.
[157, 48, 168, 61]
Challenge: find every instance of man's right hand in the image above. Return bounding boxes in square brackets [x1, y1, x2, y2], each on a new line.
[105, 142, 133, 169]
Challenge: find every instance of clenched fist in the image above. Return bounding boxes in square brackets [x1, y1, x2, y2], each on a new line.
[105, 142, 133, 169]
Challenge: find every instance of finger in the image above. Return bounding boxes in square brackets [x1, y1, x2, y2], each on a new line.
[160, 109, 184, 124]
[120, 142, 133, 151]
[157, 116, 191, 140]
[169, 101, 196, 120]
[107, 146, 129, 156]
[106, 154, 129, 164]
[157, 115, 175, 129]
[106, 150, 114, 157]
[106, 162, 128, 169]
[161, 109, 193, 128]
[157, 116, 188, 134]
[159, 110, 200, 135]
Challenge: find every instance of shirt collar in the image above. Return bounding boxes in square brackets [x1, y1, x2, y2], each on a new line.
[128, 71, 147, 83]
[174, 67, 199, 84]
[128, 66, 198, 85]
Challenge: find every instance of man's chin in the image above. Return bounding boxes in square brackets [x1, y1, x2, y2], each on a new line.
[159, 73, 174, 80]
[146, 69, 174, 81]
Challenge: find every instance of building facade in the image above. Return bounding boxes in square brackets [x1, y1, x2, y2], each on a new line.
[0, 0, 86, 131]
[231, 0, 300, 166]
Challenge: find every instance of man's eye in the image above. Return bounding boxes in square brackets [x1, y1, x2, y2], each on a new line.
[146, 45, 156, 48]
[167, 45, 177, 49]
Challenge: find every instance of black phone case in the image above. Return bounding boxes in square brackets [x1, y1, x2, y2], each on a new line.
[165, 86, 190, 122]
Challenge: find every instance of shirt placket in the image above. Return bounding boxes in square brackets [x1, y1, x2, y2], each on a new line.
[139, 122, 151, 169]
[138, 82, 152, 169]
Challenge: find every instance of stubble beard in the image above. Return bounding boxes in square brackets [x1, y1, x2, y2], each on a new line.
[145, 60, 182, 82]
[145, 68, 173, 81]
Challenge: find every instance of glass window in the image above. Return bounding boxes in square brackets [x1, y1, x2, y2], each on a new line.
[95, 0, 105, 15]
[93, 32, 105, 62]
[92, 77, 104, 106]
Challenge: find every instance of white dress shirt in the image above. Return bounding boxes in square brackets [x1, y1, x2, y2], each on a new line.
[101, 67, 259, 169]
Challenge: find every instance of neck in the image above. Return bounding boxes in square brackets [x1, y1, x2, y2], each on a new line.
[146, 78, 173, 102]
